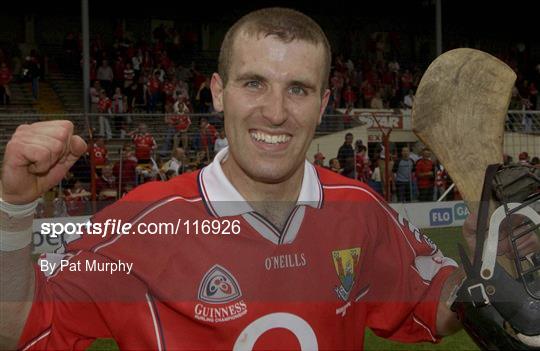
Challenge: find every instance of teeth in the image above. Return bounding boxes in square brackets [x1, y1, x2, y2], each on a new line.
[251, 131, 290, 144]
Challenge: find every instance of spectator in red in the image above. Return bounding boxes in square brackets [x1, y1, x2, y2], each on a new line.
[400, 68, 413, 95]
[0, 62, 12, 105]
[131, 123, 157, 164]
[97, 89, 112, 139]
[343, 105, 353, 129]
[415, 148, 435, 202]
[342, 85, 356, 108]
[161, 100, 191, 155]
[162, 77, 177, 106]
[123, 62, 135, 91]
[113, 144, 138, 192]
[142, 50, 153, 71]
[195, 77, 213, 113]
[434, 159, 448, 200]
[64, 179, 90, 216]
[361, 80, 375, 107]
[192, 117, 217, 159]
[146, 71, 161, 112]
[172, 100, 191, 150]
[89, 57, 97, 82]
[355, 143, 371, 183]
[91, 137, 108, 170]
[160, 50, 172, 71]
[96, 163, 118, 209]
[113, 56, 125, 89]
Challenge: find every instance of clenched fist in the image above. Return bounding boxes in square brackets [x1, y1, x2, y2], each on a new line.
[1, 120, 87, 205]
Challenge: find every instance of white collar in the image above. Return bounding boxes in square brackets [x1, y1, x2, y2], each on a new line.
[198, 147, 323, 217]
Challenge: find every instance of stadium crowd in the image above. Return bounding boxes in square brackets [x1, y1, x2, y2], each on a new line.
[3, 26, 540, 217]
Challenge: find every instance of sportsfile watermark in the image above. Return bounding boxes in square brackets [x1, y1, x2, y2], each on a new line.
[41, 219, 241, 238]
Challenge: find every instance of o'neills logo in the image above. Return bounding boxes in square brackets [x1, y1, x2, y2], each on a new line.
[195, 265, 248, 323]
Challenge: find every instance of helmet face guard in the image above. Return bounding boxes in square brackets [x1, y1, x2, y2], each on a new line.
[452, 164, 540, 350]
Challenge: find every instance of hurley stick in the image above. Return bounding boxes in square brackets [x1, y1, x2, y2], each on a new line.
[412, 48, 517, 273]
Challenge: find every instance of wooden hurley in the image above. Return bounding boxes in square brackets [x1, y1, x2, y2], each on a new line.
[412, 48, 517, 274]
[413, 48, 516, 210]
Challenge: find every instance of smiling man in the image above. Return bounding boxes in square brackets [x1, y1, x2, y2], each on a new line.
[2, 8, 465, 350]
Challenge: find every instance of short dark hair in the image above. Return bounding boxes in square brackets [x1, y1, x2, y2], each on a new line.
[218, 7, 331, 91]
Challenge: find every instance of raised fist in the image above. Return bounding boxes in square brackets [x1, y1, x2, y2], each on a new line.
[1, 120, 87, 205]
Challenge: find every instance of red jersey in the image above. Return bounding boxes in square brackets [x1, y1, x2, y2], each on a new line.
[355, 154, 372, 183]
[343, 90, 357, 105]
[133, 133, 156, 160]
[199, 124, 217, 149]
[113, 158, 138, 188]
[0, 67, 12, 85]
[415, 158, 435, 189]
[435, 166, 448, 188]
[92, 144, 108, 166]
[97, 97, 111, 114]
[401, 72, 413, 91]
[20, 150, 456, 350]
[96, 175, 117, 199]
[147, 77, 161, 94]
[163, 81, 175, 95]
[64, 188, 89, 216]
[170, 114, 191, 132]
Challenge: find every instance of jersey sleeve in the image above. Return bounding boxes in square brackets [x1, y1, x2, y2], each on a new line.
[364, 201, 457, 343]
[17, 184, 180, 351]
[18, 250, 154, 350]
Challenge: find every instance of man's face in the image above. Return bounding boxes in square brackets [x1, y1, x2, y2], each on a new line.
[211, 32, 330, 183]
[345, 135, 353, 145]
[103, 166, 112, 177]
[401, 147, 410, 159]
[423, 150, 431, 159]
[174, 148, 185, 159]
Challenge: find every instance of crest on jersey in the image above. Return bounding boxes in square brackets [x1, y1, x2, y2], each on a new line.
[332, 248, 361, 301]
[198, 264, 242, 304]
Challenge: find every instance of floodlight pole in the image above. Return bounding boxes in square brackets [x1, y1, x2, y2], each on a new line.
[436, 0, 442, 57]
[82, 0, 96, 209]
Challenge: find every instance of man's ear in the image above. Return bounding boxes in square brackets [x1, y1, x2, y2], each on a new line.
[318, 88, 331, 125]
[210, 73, 224, 112]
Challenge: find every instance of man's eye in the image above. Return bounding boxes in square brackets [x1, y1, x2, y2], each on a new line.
[289, 86, 306, 96]
[245, 81, 261, 89]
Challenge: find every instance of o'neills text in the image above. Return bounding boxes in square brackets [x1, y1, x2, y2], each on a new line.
[264, 253, 307, 270]
[40, 259, 133, 275]
[194, 301, 247, 323]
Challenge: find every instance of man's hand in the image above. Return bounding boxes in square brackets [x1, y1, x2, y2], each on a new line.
[1, 120, 87, 205]
[462, 209, 540, 260]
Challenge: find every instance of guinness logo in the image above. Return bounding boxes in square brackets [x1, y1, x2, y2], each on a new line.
[198, 264, 242, 304]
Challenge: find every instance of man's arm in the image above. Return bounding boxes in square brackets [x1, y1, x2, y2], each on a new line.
[0, 121, 86, 349]
[0, 216, 34, 349]
[436, 267, 465, 336]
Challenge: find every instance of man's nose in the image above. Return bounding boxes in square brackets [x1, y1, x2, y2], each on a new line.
[261, 88, 287, 126]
